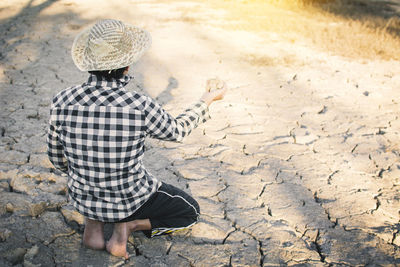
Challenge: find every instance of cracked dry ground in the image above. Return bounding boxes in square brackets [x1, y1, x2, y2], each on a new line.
[1, 0, 400, 266]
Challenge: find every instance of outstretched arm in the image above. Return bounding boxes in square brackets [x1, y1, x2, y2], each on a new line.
[144, 79, 227, 142]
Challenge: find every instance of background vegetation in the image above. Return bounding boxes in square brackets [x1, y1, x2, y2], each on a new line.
[206, 0, 400, 60]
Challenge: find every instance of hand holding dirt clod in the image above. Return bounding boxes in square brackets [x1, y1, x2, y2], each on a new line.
[206, 78, 226, 92]
[201, 78, 227, 106]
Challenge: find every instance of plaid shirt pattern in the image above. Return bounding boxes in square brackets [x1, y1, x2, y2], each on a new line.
[47, 74, 210, 222]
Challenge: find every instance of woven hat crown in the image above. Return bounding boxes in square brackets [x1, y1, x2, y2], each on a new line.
[71, 19, 151, 71]
[88, 20, 129, 58]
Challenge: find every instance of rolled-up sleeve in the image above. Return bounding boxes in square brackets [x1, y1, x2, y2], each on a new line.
[144, 96, 210, 142]
[47, 111, 68, 173]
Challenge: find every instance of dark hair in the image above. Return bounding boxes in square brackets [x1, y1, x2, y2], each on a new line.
[89, 66, 128, 81]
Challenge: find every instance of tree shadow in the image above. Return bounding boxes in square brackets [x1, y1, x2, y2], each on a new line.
[0, 0, 59, 63]
[0, 0, 89, 146]
[319, 0, 400, 19]
[315, 0, 400, 35]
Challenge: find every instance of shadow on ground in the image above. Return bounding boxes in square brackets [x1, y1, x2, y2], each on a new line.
[314, 0, 400, 35]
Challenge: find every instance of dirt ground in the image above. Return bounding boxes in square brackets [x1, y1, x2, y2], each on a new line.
[0, 0, 399, 266]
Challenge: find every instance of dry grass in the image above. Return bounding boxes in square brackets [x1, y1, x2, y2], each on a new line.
[244, 53, 302, 67]
[184, 0, 400, 61]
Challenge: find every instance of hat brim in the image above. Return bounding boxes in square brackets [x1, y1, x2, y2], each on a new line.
[71, 23, 151, 71]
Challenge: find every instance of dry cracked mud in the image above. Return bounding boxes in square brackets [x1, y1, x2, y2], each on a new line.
[0, 0, 399, 266]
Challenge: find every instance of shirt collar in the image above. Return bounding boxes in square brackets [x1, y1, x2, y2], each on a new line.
[86, 74, 132, 90]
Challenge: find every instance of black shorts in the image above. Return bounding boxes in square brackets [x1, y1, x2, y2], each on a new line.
[119, 182, 200, 238]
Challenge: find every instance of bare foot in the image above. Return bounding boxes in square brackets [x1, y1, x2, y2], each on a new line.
[83, 218, 105, 250]
[106, 222, 129, 259]
[106, 219, 151, 259]
[106, 240, 129, 259]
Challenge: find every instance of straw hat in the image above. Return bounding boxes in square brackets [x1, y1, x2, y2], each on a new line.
[71, 19, 151, 71]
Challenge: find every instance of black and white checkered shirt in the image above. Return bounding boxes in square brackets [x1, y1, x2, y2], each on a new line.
[47, 74, 210, 222]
